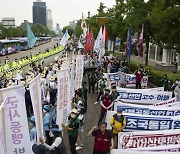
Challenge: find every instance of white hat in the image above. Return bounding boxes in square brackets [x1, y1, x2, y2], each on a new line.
[49, 76, 55, 81]
[71, 109, 78, 114]
[7, 80, 14, 87]
[41, 73, 46, 78]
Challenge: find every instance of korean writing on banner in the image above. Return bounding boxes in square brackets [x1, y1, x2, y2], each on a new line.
[105, 111, 180, 131]
[70, 56, 75, 99]
[111, 149, 180, 154]
[104, 73, 148, 88]
[0, 98, 6, 154]
[56, 70, 64, 130]
[118, 129, 180, 149]
[75, 55, 84, 90]
[152, 97, 177, 107]
[128, 144, 180, 152]
[117, 87, 172, 104]
[0, 86, 32, 154]
[29, 75, 44, 143]
[114, 101, 180, 116]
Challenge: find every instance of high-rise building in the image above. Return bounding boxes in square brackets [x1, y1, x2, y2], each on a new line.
[56, 23, 60, 32]
[33, 0, 47, 26]
[47, 9, 53, 31]
[2, 17, 15, 28]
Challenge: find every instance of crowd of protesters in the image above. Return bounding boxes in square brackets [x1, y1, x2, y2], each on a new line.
[0, 41, 180, 154]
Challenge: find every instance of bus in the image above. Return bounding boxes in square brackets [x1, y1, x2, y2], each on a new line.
[19, 37, 29, 51]
[0, 39, 21, 56]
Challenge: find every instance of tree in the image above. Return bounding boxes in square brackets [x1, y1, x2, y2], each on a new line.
[62, 26, 74, 36]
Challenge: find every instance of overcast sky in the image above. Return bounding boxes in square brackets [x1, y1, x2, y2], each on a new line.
[0, 0, 115, 29]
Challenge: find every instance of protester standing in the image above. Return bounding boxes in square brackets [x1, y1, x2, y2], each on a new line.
[62, 109, 80, 154]
[119, 71, 126, 88]
[88, 72, 97, 94]
[87, 122, 114, 154]
[43, 105, 53, 145]
[135, 69, 143, 89]
[110, 109, 126, 148]
[174, 82, 180, 102]
[98, 89, 113, 125]
[95, 77, 107, 104]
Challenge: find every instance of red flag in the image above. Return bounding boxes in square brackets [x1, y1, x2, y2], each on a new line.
[102, 26, 108, 48]
[137, 24, 144, 57]
[84, 29, 94, 54]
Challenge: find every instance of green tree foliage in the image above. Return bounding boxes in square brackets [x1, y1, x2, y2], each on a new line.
[0, 23, 55, 39]
[62, 26, 75, 36]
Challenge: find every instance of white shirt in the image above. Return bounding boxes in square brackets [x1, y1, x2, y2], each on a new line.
[43, 137, 62, 150]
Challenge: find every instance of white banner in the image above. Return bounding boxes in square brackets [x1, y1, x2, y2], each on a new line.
[0, 99, 7, 154]
[70, 55, 75, 99]
[29, 75, 44, 143]
[111, 149, 179, 154]
[0, 86, 32, 154]
[118, 129, 180, 149]
[128, 144, 180, 152]
[114, 101, 180, 116]
[57, 70, 64, 130]
[105, 111, 180, 131]
[57, 68, 71, 128]
[152, 97, 177, 106]
[75, 55, 84, 90]
[104, 73, 148, 87]
[117, 87, 172, 104]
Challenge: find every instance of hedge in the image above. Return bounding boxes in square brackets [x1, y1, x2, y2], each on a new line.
[129, 60, 179, 86]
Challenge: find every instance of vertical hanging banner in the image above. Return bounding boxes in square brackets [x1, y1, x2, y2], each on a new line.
[70, 55, 75, 99]
[0, 98, 7, 154]
[57, 68, 71, 129]
[0, 86, 32, 154]
[29, 75, 44, 143]
[75, 55, 84, 90]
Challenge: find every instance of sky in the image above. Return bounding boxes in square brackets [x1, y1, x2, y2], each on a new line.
[0, 0, 116, 29]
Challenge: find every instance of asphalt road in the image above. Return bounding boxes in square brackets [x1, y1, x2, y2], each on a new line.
[63, 77, 101, 154]
[0, 38, 59, 64]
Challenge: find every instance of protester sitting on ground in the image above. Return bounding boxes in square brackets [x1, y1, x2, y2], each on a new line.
[62, 109, 80, 154]
[39, 124, 67, 154]
[87, 122, 114, 154]
[110, 109, 126, 148]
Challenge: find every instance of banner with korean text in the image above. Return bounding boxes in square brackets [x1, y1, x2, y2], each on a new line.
[57, 68, 71, 129]
[105, 111, 180, 131]
[117, 87, 172, 104]
[75, 55, 84, 90]
[29, 75, 44, 143]
[0, 86, 32, 154]
[70, 55, 75, 99]
[0, 98, 7, 154]
[111, 149, 180, 154]
[104, 72, 148, 87]
[114, 101, 180, 116]
[117, 129, 180, 149]
[152, 97, 177, 107]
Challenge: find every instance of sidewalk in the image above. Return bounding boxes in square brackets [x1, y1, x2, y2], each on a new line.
[131, 55, 180, 74]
